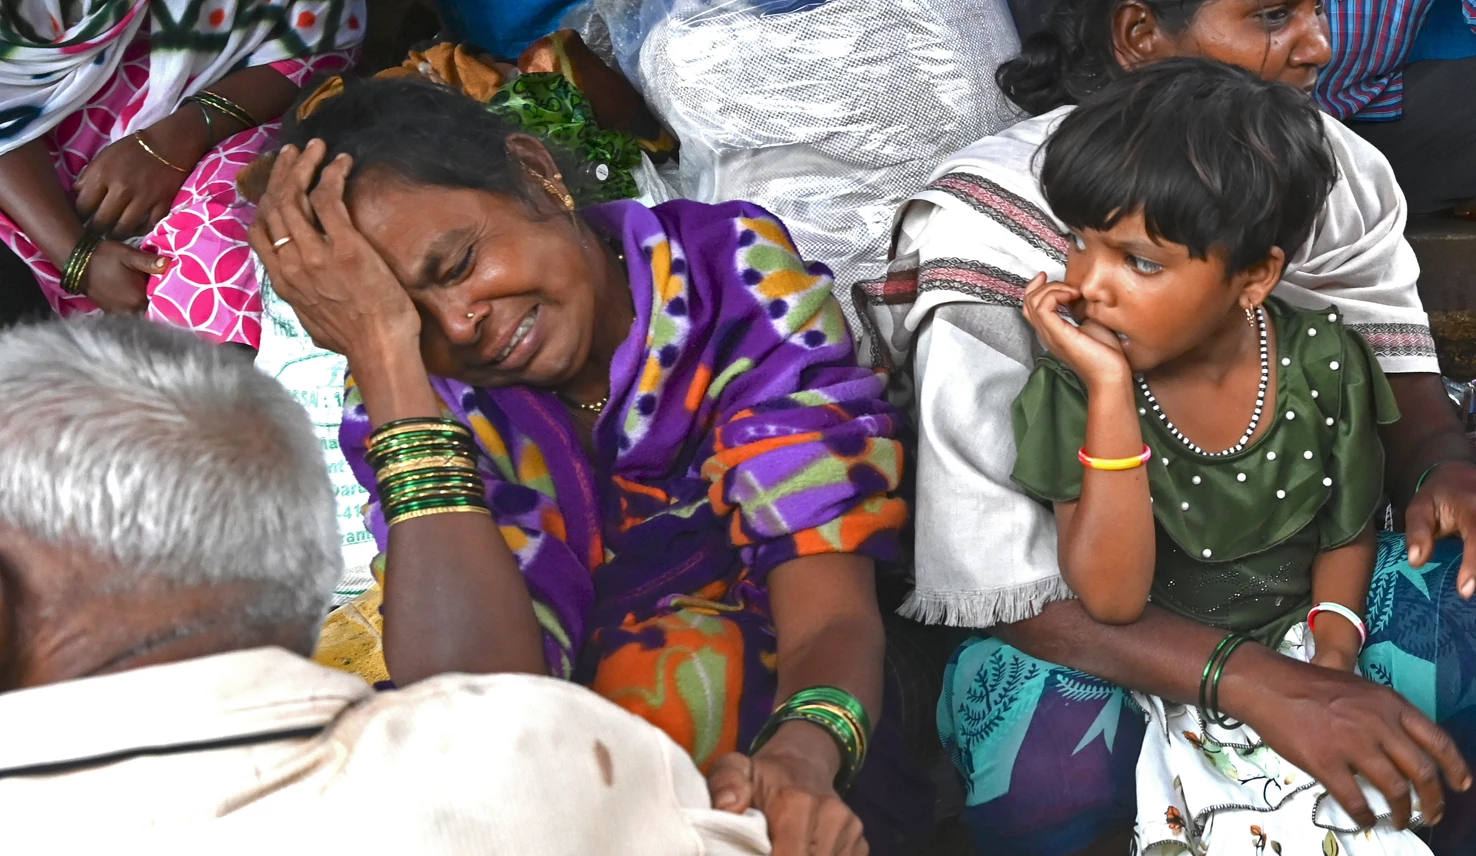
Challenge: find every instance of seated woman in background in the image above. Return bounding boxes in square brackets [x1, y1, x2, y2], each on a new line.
[251, 78, 926, 856]
[855, 0, 1476, 853]
[0, 0, 364, 347]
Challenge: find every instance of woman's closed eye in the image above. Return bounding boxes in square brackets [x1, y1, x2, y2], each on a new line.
[444, 249, 474, 284]
[1127, 255, 1162, 275]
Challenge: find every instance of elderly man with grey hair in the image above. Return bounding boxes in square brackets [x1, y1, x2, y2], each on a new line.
[0, 317, 770, 855]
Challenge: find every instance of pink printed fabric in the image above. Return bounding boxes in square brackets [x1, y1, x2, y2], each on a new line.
[0, 35, 352, 348]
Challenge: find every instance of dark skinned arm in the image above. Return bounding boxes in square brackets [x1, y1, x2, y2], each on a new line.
[248, 143, 547, 683]
[351, 344, 549, 683]
[1051, 374, 1155, 624]
[0, 139, 85, 268]
[758, 553, 885, 786]
[78, 66, 304, 237]
[1307, 526, 1375, 671]
[140, 65, 304, 169]
[707, 553, 883, 856]
[1384, 374, 1475, 507]
[1383, 374, 1476, 595]
[994, 598, 1469, 830]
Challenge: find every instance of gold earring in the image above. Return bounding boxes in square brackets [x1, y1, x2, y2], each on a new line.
[1245, 306, 1256, 327]
[535, 174, 575, 213]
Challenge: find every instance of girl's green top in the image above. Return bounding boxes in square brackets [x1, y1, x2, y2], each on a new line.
[1010, 297, 1400, 645]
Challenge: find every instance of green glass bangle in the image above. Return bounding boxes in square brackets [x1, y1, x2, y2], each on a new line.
[184, 90, 257, 129]
[786, 686, 873, 737]
[61, 232, 104, 295]
[381, 484, 484, 506]
[1413, 461, 1452, 497]
[383, 485, 487, 508]
[370, 427, 473, 447]
[369, 447, 476, 471]
[377, 471, 484, 493]
[380, 478, 485, 501]
[384, 494, 487, 514]
[1199, 633, 1249, 729]
[749, 686, 871, 792]
[383, 497, 489, 519]
[1198, 633, 1239, 727]
[368, 440, 476, 467]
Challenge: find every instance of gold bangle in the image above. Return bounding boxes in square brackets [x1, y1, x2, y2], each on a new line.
[196, 90, 258, 128]
[133, 133, 189, 173]
[386, 505, 492, 527]
[374, 454, 478, 482]
[61, 233, 105, 295]
[368, 421, 472, 450]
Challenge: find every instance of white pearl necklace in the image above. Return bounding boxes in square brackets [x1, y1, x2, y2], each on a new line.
[1137, 307, 1269, 457]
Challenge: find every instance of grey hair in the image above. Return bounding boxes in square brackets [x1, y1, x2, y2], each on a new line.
[0, 317, 341, 639]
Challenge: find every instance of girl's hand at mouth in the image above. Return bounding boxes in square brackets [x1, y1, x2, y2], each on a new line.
[1022, 272, 1132, 391]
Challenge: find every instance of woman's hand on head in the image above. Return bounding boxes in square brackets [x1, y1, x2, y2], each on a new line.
[1021, 272, 1131, 390]
[248, 140, 421, 363]
[1404, 461, 1476, 599]
[707, 733, 868, 856]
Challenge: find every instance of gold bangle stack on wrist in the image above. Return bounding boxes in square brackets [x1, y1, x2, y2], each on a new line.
[750, 686, 872, 792]
[61, 233, 105, 295]
[183, 90, 258, 133]
[367, 417, 490, 527]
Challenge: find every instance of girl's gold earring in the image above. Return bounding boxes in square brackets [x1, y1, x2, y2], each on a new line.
[1245, 306, 1256, 327]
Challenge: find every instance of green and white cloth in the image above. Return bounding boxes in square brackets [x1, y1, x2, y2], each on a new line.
[0, 0, 365, 155]
[255, 267, 375, 604]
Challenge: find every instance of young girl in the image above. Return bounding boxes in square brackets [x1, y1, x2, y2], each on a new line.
[1012, 59, 1422, 853]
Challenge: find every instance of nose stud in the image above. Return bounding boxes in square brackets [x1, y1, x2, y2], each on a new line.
[466, 313, 475, 319]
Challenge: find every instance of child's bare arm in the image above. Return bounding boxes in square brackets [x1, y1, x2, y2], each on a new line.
[1053, 378, 1157, 624]
[1309, 525, 1376, 672]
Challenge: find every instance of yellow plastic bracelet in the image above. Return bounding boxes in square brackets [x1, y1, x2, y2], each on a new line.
[1077, 444, 1152, 471]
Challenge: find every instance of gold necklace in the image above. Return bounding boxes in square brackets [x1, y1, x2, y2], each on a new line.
[555, 236, 626, 416]
[559, 392, 608, 414]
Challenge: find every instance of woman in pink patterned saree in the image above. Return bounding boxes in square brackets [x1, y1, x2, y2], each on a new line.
[0, 0, 364, 347]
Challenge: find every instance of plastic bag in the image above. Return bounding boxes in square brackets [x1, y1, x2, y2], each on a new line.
[568, 0, 1022, 320]
[253, 263, 377, 605]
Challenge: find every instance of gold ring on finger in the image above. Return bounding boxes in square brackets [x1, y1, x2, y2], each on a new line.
[273, 236, 293, 249]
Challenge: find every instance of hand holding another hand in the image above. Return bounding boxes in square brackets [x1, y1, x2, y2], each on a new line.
[707, 723, 868, 856]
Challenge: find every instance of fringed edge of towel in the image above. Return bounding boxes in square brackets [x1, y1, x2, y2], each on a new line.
[896, 577, 1076, 628]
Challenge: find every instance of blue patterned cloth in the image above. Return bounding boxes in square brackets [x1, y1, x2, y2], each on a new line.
[1315, 0, 1476, 120]
[938, 533, 1476, 856]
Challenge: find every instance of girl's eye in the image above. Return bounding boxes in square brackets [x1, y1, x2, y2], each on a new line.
[1129, 255, 1162, 275]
